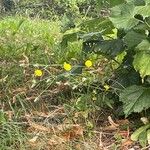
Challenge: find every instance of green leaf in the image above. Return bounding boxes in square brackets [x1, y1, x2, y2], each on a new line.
[134, 5, 150, 19]
[61, 29, 82, 48]
[126, 0, 146, 6]
[134, 53, 150, 78]
[79, 32, 103, 41]
[139, 129, 148, 147]
[93, 39, 124, 57]
[79, 18, 114, 35]
[134, 17, 150, 30]
[147, 129, 150, 144]
[108, 0, 125, 7]
[135, 40, 150, 52]
[133, 40, 150, 78]
[110, 3, 139, 30]
[113, 67, 141, 89]
[124, 30, 147, 48]
[82, 39, 124, 58]
[61, 14, 75, 33]
[120, 85, 150, 116]
[75, 95, 91, 111]
[131, 124, 150, 141]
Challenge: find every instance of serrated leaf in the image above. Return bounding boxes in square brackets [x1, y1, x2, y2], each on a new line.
[133, 40, 150, 78]
[120, 85, 150, 117]
[110, 3, 139, 30]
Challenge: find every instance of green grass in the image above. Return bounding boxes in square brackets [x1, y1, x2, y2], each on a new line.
[0, 16, 61, 149]
[0, 111, 27, 150]
[0, 16, 61, 101]
[0, 16, 62, 62]
[0, 15, 87, 149]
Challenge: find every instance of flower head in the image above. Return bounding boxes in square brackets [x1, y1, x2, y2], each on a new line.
[34, 69, 43, 77]
[85, 60, 92, 68]
[104, 84, 110, 91]
[63, 62, 72, 71]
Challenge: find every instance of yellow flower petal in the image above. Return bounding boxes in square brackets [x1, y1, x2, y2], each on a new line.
[63, 62, 72, 71]
[34, 69, 43, 77]
[104, 84, 110, 91]
[85, 60, 92, 68]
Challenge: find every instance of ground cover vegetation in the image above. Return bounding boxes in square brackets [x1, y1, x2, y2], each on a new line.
[0, 0, 150, 149]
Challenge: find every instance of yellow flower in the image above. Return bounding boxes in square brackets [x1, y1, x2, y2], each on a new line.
[34, 69, 43, 77]
[63, 62, 72, 71]
[85, 60, 92, 68]
[104, 84, 110, 91]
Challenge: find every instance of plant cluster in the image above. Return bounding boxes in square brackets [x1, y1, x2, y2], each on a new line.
[61, 0, 150, 146]
[1, 0, 150, 148]
[63, 0, 150, 117]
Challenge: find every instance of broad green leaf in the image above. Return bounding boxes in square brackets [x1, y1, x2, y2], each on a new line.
[79, 32, 103, 41]
[113, 67, 141, 89]
[107, 0, 125, 7]
[138, 130, 148, 147]
[135, 40, 150, 51]
[126, 0, 145, 6]
[61, 32, 78, 48]
[110, 3, 139, 30]
[79, 18, 114, 35]
[120, 85, 150, 116]
[93, 39, 124, 57]
[61, 14, 75, 33]
[82, 39, 124, 58]
[124, 30, 147, 48]
[133, 40, 150, 78]
[131, 124, 150, 141]
[134, 5, 150, 19]
[134, 53, 150, 78]
[61, 28, 82, 48]
[134, 17, 150, 30]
